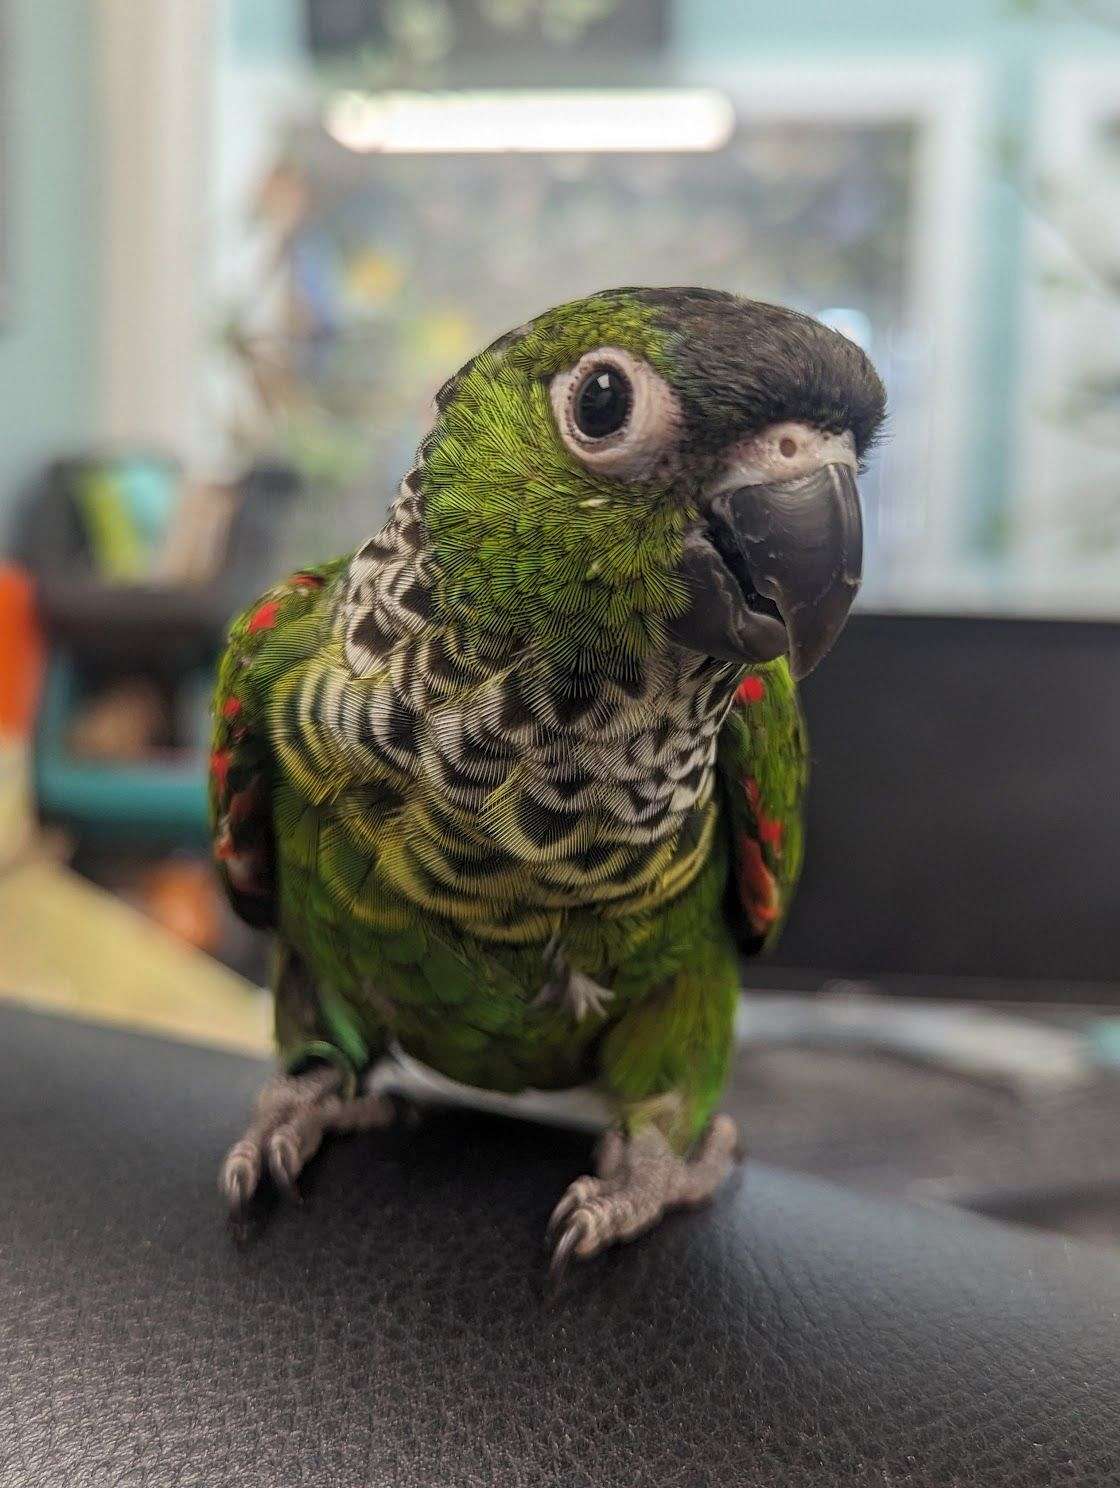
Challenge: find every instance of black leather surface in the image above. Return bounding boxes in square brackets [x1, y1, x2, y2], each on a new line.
[2, 1003, 1118, 1488]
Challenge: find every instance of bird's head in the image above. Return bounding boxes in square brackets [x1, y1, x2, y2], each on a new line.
[421, 287, 886, 678]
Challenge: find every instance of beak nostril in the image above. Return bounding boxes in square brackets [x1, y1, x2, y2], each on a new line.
[779, 437, 797, 458]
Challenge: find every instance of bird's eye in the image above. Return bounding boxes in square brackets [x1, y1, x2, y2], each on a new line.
[573, 366, 631, 439]
[550, 346, 682, 481]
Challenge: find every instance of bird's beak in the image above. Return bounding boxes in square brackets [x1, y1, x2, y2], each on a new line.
[713, 462, 862, 678]
[666, 460, 863, 679]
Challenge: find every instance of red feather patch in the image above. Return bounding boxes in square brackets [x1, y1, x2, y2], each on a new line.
[209, 749, 231, 791]
[735, 675, 766, 705]
[743, 774, 783, 853]
[737, 834, 780, 933]
[247, 600, 280, 634]
[758, 814, 784, 850]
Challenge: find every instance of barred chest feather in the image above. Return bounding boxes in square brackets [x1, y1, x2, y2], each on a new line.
[288, 481, 741, 937]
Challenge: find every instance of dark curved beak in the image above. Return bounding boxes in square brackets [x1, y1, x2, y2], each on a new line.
[709, 462, 863, 679]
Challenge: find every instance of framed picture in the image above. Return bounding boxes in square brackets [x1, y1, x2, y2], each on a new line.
[1012, 61, 1120, 613]
[216, 58, 985, 603]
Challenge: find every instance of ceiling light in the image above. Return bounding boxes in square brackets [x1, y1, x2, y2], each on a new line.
[323, 89, 736, 155]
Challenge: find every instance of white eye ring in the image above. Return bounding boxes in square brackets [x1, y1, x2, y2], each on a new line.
[549, 346, 682, 481]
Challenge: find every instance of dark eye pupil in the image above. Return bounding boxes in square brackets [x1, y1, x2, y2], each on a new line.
[574, 367, 631, 438]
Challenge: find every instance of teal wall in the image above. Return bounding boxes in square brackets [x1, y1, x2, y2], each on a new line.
[0, 0, 98, 541]
[226, 0, 302, 62]
[676, 0, 1120, 54]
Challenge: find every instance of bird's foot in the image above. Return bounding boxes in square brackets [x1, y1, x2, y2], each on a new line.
[533, 957, 613, 1023]
[547, 1116, 741, 1277]
[219, 1064, 395, 1223]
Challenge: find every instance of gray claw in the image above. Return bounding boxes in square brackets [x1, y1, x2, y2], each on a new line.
[220, 1141, 261, 1218]
[220, 1066, 402, 1227]
[542, 1117, 741, 1269]
[549, 1211, 593, 1281]
[545, 1191, 579, 1246]
[267, 1130, 303, 1200]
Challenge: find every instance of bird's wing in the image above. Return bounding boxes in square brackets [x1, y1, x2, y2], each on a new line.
[208, 559, 348, 929]
[714, 657, 808, 954]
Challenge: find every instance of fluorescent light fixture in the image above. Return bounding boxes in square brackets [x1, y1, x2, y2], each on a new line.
[323, 89, 736, 155]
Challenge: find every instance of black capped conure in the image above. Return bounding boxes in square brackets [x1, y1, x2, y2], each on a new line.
[210, 287, 885, 1270]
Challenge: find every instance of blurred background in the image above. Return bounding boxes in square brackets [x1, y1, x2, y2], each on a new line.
[2, 0, 1120, 1238]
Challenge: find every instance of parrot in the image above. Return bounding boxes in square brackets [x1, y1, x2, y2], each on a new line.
[210, 286, 885, 1271]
